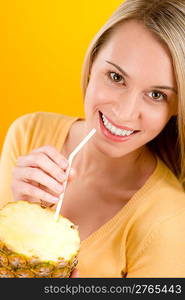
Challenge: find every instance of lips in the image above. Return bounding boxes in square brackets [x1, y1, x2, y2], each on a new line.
[99, 111, 138, 132]
[98, 111, 139, 143]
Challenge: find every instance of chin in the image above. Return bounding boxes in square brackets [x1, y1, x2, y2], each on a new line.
[95, 142, 131, 159]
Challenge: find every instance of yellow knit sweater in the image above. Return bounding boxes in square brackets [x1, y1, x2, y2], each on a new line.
[0, 112, 185, 277]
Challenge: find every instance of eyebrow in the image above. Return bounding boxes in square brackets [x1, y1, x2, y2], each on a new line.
[105, 60, 130, 78]
[105, 60, 177, 94]
[151, 85, 177, 94]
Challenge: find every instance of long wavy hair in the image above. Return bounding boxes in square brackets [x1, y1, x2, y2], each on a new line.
[81, 0, 185, 189]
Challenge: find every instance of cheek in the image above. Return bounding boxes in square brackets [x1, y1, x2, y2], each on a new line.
[143, 108, 171, 136]
[85, 85, 100, 106]
[84, 76, 114, 108]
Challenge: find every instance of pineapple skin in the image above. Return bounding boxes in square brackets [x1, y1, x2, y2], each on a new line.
[0, 242, 78, 278]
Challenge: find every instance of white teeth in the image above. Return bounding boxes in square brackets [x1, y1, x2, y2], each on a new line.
[116, 128, 122, 135]
[101, 113, 134, 136]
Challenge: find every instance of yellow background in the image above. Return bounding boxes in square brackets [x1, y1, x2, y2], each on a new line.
[0, 0, 123, 151]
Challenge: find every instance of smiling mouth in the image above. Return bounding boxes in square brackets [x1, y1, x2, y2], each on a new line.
[99, 111, 140, 138]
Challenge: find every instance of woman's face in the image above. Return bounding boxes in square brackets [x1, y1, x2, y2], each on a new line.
[84, 20, 177, 158]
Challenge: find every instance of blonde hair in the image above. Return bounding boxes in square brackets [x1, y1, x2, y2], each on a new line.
[81, 0, 185, 189]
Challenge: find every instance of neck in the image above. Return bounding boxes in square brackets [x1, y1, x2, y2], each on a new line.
[72, 140, 155, 187]
[64, 119, 156, 188]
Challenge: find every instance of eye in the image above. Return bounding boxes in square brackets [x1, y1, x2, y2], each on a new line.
[148, 90, 167, 102]
[108, 71, 125, 85]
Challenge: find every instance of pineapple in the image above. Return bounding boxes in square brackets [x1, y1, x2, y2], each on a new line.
[0, 201, 80, 278]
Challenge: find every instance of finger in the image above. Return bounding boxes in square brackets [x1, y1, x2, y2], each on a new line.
[30, 145, 69, 169]
[17, 195, 40, 203]
[32, 181, 59, 198]
[14, 167, 64, 195]
[16, 153, 67, 183]
[12, 180, 59, 204]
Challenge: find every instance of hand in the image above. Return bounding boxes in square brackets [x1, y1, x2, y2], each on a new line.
[11, 145, 76, 206]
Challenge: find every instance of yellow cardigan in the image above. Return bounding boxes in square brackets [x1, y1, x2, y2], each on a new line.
[0, 112, 185, 277]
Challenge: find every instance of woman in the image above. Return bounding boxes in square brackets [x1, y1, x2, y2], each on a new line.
[0, 0, 185, 277]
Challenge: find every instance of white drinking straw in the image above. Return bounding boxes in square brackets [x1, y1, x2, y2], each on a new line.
[54, 128, 96, 221]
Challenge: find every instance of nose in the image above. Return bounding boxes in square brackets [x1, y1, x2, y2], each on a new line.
[112, 91, 142, 121]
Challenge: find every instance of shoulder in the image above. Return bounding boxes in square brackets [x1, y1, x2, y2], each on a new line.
[5, 112, 79, 155]
[126, 158, 185, 255]
[126, 207, 185, 277]
[8, 111, 78, 140]
[154, 159, 185, 211]
[10, 111, 76, 130]
[142, 159, 185, 226]
[143, 156, 185, 217]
